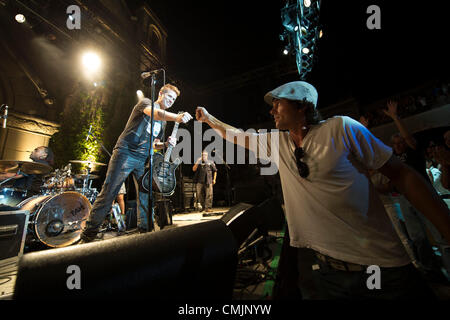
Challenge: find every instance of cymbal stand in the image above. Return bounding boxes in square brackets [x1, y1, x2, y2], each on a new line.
[0, 168, 26, 187]
[81, 165, 92, 195]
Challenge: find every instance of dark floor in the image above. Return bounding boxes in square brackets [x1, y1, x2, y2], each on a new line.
[1, 207, 449, 300]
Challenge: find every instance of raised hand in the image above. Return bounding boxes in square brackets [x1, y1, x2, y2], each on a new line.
[383, 100, 399, 119]
[196, 106, 210, 122]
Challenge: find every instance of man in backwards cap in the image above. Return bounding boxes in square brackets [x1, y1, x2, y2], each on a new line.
[196, 81, 450, 299]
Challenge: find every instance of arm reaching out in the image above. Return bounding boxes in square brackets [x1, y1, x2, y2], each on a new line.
[379, 155, 450, 242]
[144, 107, 192, 123]
[196, 106, 255, 149]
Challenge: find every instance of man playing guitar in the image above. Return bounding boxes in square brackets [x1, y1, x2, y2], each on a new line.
[80, 84, 192, 243]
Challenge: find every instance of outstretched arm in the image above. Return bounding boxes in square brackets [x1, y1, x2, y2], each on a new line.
[144, 107, 192, 123]
[0, 172, 23, 180]
[378, 155, 450, 241]
[195, 106, 255, 149]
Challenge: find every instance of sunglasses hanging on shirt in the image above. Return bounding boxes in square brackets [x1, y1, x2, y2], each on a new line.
[295, 147, 310, 178]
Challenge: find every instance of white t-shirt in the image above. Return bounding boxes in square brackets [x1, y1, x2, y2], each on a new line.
[252, 116, 411, 267]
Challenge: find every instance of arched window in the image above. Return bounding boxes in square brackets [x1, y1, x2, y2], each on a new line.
[148, 24, 162, 56]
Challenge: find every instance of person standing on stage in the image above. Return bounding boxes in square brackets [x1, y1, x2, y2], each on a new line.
[193, 150, 217, 212]
[80, 84, 192, 242]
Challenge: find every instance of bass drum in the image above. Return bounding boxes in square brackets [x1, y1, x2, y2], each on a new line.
[18, 191, 91, 248]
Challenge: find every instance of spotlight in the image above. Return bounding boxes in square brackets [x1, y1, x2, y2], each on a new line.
[302, 47, 310, 54]
[304, 0, 312, 8]
[82, 52, 101, 73]
[136, 90, 144, 100]
[319, 29, 323, 38]
[294, 26, 299, 32]
[283, 48, 289, 55]
[15, 14, 26, 23]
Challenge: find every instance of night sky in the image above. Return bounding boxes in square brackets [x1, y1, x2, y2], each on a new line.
[148, 0, 449, 109]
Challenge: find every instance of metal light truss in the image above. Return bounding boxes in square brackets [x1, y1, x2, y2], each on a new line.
[280, 0, 322, 80]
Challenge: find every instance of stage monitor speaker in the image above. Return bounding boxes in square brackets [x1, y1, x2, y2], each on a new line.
[221, 197, 285, 247]
[13, 219, 237, 300]
[0, 210, 29, 261]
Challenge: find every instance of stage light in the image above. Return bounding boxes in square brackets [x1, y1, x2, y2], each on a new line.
[136, 90, 144, 100]
[82, 52, 101, 73]
[283, 48, 289, 55]
[15, 14, 26, 23]
[279, 0, 322, 79]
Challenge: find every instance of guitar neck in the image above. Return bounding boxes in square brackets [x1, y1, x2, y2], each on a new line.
[164, 122, 179, 162]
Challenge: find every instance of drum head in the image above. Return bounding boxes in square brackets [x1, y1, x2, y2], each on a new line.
[32, 192, 91, 247]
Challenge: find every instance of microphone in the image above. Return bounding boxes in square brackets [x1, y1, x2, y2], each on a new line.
[86, 124, 92, 141]
[1, 104, 8, 129]
[141, 69, 164, 79]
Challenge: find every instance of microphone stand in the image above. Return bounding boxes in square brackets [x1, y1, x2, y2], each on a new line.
[147, 74, 157, 232]
[143, 69, 165, 232]
[87, 129, 112, 158]
[0, 104, 8, 158]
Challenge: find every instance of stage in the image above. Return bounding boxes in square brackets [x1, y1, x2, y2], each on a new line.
[0, 206, 285, 300]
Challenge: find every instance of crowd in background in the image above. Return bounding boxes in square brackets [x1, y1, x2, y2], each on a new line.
[361, 79, 450, 128]
[359, 98, 450, 284]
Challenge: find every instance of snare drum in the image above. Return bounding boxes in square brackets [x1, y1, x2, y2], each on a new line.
[0, 188, 28, 207]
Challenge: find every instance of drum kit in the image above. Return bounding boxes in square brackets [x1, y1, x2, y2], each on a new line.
[0, 159, 106, 248]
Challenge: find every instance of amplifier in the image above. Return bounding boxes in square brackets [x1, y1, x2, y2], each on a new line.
[0, 210, 29, 260]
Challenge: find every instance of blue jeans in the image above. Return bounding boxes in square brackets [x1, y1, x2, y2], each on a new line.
[82, 149, 152, 240]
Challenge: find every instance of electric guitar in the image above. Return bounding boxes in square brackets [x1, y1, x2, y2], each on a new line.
[141, 121, 181, 196]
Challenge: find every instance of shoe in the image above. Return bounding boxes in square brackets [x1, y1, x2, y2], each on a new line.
[76, 231, 99, 244]
[76, 237, 94, 244]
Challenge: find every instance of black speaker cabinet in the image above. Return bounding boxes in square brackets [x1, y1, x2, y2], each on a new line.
[221, 197, 285, 247]
[0, 210, 29, 260]
[14, 219, 237, 300]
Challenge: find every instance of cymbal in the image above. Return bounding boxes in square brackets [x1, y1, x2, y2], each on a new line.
[74, 174, 100, 180]
[0, 160, 19, 173]
[0, 160, 53, 175]
[69, 160, 106, 166]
